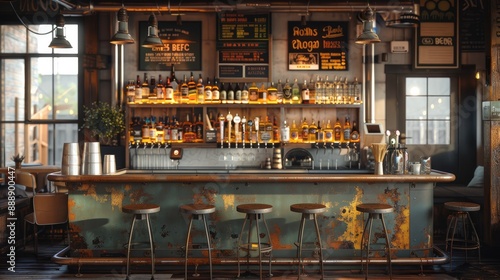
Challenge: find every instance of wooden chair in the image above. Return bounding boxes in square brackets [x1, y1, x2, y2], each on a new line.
[23, 193, 70, 255]
[15, 171, 37, 195]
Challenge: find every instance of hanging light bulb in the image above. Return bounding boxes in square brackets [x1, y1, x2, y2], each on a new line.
[142, 13, 163, 48]
[48, 13, 72, 48]
[110, 7, 134, 45]
[355, 5, 381, 45]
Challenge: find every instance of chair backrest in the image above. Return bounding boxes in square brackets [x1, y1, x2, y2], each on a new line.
[16, 171, 37, 194]
[33, 193, 68, 226]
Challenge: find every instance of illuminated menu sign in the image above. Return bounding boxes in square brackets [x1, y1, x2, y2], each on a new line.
[288, 21, 348, 71]
[217, 13, 270, 79]
[138, 21, 202, 71]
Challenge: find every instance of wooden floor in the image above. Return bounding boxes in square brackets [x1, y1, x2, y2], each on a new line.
[1, 238, 499, 279]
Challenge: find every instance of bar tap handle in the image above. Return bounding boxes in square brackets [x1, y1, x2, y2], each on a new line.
[233, 113, 241, 149]
[254, 117, 260, 149]
[247, 119, 253, 148]
[219, 113, 225, 148]
[226, 111, 233, 148]
[315, 142, 320, 154]
[241, 115, 247, 148]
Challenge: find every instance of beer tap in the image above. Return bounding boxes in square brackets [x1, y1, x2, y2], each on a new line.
[219, 113, 225, 148]
[254, 117, 260, 149]
[233, 113, 241, 149]
[226, 111, 233, 148]
[241, 115, 247, 148]
[247, 119, 253, 148]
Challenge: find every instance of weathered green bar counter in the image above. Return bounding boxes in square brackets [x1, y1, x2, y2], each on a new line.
[47, 169, 455, 269]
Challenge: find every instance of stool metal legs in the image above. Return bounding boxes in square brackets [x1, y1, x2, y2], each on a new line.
[184, 214, 213, 280]
[126, 213, 155, 280]
[445, 211, 481, 268]
[297, 213, 324, 279]
[360, 213, 392, 280]
[237, 213, 272, 279]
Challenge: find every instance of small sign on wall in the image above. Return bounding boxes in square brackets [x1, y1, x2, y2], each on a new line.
[138, 21, 202, 71]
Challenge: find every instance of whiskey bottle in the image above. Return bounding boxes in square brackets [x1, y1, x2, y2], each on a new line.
[227, 82, 234, 104]
[142, 73, 150, 103]
[259, 83, 267, 104]
[324, 119, 333, 142]
[283, 78, 292, 104]
[156, 75, 164, 100]
[267, 82, 278, 104]
[343, 116, 351, 141]
[276, 79, 284, 104]
[196, 74, 204, 104]
[204, 77, 212, 104]
[292, 78, 301, 104]
[241, 82, 249, 104]
[334, 118, 342, 142]
[220, 82, 227, 104]
[301, 118, 309, 142]
[180, 75, 189, 103]
[350, 120, 360, 142]
[308, 118, 317, 142]
[316, 120, 324, 142]
[187, 72, 197, 102]
[290, 119, 299, 142]
[281, 120, 290, 143]
[165, 77, 173, 102]
[211, 78, 220, 103]
[149, 75, 157, 102]
[234, 83, 242, 104]
[249, 81, 259, 103]
[301, 79, 310, 104]
[169, 65, 179, 102]
[135, 75, 142, 103]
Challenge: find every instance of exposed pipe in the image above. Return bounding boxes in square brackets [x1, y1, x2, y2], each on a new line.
[52, 246, 450, 267]
[370, 44, 376, 124]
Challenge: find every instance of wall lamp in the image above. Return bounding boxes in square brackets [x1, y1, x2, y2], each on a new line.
[48, 13, 72, 48]
[355, 5, 381, 44]
[110, 7, 135, 45]
[142, 13, 163, 48]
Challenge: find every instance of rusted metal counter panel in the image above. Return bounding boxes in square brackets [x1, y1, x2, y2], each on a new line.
[47, 170, 454, 264]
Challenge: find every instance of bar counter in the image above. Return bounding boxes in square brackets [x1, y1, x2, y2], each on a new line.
[48, 169, 455, 268]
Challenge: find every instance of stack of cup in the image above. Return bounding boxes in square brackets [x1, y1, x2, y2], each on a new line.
[81, 142, 102, 175]
[272, 148, 282, 169]
[103, 154, 116, 174]
[61, 143, 80, 175]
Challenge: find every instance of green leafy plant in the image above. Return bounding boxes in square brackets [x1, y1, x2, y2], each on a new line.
[82, 102, 125, 145]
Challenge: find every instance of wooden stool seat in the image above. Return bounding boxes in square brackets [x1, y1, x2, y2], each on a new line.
[237, 203, 273, 214]
[180, 203, 216, 215]
[122, 203, 160, 215]
[356, 203, 394, 214]
[444, 201, 480, 212]
[291, 203, 327, 214]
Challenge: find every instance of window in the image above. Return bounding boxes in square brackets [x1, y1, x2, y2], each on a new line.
[405, 77, 451, 145]
[0, 23, 80, 167]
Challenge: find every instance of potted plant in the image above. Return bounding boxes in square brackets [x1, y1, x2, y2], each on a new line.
[82, 102, 126, 146]
[11, 154, 25, 169]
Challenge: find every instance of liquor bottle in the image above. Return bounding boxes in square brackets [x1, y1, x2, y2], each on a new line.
[259, 83, 267, 104]
[334, 117, 342, 142]
[324, 119, 333, 142]
[308, 118, 317, 142]
[149, 116, 156, 141]
[196, 74, 204, 104]
[353, 77, 362, 104]
[165, 77, 173, 102]
[220, 82, 227, 104]
[156, 75, 164, 100]
[241, 82, 249, 104]
[350, 120, 360, 142]
[182, 113, 193, 134]
[142, 73, 150, 103]
[342, 77, 350, 104]
[283, 78, 292, 104]
[212, 78, 220, 103]
[316, 120, 324, 142]
[343, 116, 351, 141]
[290, 119, 299, 142]
[301, 117, 309, 142]
[169, 64, 179, 102]
[180, 74, 189, 103]
[132, 117, 142, 142]
[272, 116, 280, 143]
[142, 117, 150, 142]
[249, 81, 259, 103]
[301, 79, 310, 104]
[135, 75, 142, 103]
[267, 82, 277, 104]
[149, 75, 156, 102]
[172, 116, 181, 142]
[183, 114, 196, 142]
[276, 79, 284, 104]
[156, 117, 164, 142]
[234, 83, 242, 104]
[309, 78, 316, 104]
[324, 75, 332, 104]
[204, 77, 212, 104]
[163, 116, 171, 142]
[187, 72, 197, 102]
[263, 116, 273, 142]
[195, 113, 204, 140]
[292, 78, 301, 104]
[281, 120, 290, 143]
[227, 82, 234, 104]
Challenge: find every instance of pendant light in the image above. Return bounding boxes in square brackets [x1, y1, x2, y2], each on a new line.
[110, 7, 134, 45]
[355, 5, 381, 45]
[48, 13, 72, 48]
[142, 13, 163, 48]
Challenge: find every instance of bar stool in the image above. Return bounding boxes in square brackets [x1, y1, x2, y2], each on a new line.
[356, 203, 393, 280]
[180, 203, 216, 280]
[444, 201, 481, 268]
[122, 203, 160, 280]
[236, 203, 273, 279]
[290, 203, 326, 279]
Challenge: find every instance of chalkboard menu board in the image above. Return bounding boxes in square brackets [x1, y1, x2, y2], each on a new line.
[216, 13, 270, 79]
[415, 0, 459, 69]
[460, 1, 486, 52]
[287, 21, 349, 71]
[138, 21, 202, 71]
